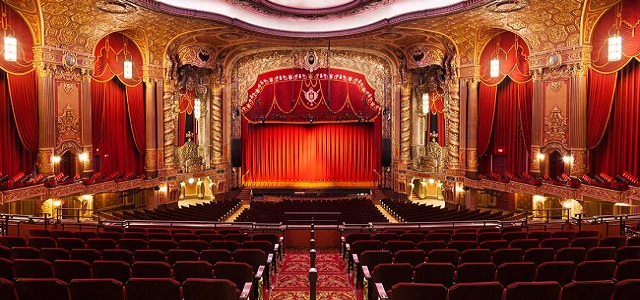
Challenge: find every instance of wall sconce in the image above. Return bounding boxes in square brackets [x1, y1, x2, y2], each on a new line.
[78, 152, 89, 162]
[428, 178, 435, 185]
[562, 155, 573, 164]
[490, 58, 500, 78]
[187, 178, 195, 184]
[194, 98, 201, 119]
[123, 38, 133, 79]
[608, 35, 622, 62]
[536, 152, 545, 160]
[422, 92, 430, 115]
[51, 155, 61, 164]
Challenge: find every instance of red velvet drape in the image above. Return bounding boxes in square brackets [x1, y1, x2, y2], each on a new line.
[7, 72, 38, 152]
[242, 122, 378, 184]
[586, 70, 617, 149]
[478, 84, 497, 156]
[591, 59, 640, 177]
[91, 78, 143, 174]
[0, 71, 34, 176]
[126, 85, 146, 153]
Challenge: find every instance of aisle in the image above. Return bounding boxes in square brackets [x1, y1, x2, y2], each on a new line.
[267, 248, 360, 300]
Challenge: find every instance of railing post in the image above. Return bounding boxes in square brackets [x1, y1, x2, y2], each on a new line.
[310, 249, 316, 268]
[310, 238, 315, 249]
[309, 268, 317, 300]
[43, 213, 48, 230]
[620, 215, 626, 236]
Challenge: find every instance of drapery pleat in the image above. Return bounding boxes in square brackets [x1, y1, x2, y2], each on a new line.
[478, 83, 497, 156]
[91, 78, 143, 174]
[91, 80, 106, 152]
[126, 84, 146, 153]
[7, 71, 38, 152]
[591, 59, 640, 177]
[0, 71, 34, 176]
[586, 70, 617, 149]
[242, 122, 378, 183]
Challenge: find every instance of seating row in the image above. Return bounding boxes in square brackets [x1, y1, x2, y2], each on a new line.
[375, 279, 638, 300]
[0, 276, 253, 300]
[111, 199, 241, 222]
[28, 226, 268, 240]
[380, 199, 513, 223]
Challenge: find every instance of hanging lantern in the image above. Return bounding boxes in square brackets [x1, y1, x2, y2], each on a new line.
[422, 92, 429, 115]
[3, 36, 16, 61]
[490, 58, 500, 78]
[123, 60, 133, 79]
[194, 98, 201, 119]
[608, 35, 622, 62]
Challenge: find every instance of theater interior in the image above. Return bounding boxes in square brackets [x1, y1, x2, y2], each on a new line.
[1, 0, 640, 299]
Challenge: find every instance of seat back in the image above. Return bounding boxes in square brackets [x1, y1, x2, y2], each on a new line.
[148, 240, 178, 252]
[40, 248, 71, 263]
[460, 249, 491, 263]
[414, 262, 455, 287]
[0, 258, 15, 281]
[599, 236, 626, 249]
[166, 249, 199, 265]
[427, 249, 459, 265]
[213, 262, 254, 291]
[70, 278, 125, 300]
[495, 262, 536, 286]
[491, 248, 523, 266]
[352, 240, 384, 256]
[233, 249, 266, 273]
[385, 241, 415, 254]
[503, 281, 561, 300]
[125, 278, 181, 300]
[535, 261, 576, 286]
[11, 246, 40, 259]
[179, 240, 209, 253]
[102, 249, 134, 265]
[0, 236, 27, 248]
[209, 241, 241, 253]
[57, 238, 86, 251]
[15, 278, 71, 300]
[615, 246, 640, 263]
[479, 240, 509, 252]
[70, 249, 101, 263]
[455, 262, 496, 283]
[393, 250, 426, 267]
[173, 261, 214, 283]
[92, 260, 131, 284]
[523, 248, 554, 266]
[540, 238, 571, 251]
[389, 282, 447, 300]
[0, 278, 18, 300]
[28, 237, 57, 249]
[54, 260, 93, 283]
[574, 260, 616, 281]
[372, 263, 414, 290]
[448, 282, 503, 300]
[86, 238, 117, 251]
[200, 249, 233, 266]
[117, 239, 148, 253]
[131, 261, 172, 278]
[558, 280, 615, 300]
[416, 241, 447, 253]
[555, 247, 586, 264]
[586, 246, 616, 261]
[360, 250, 393, 269]
[14, 258, 54, 278]
[571, 237, 599, 250]
[510, 239, 540, 251]
[614, 259, 640, 281]
[611, 279, 640, 300]
[183, 278, 238, 300]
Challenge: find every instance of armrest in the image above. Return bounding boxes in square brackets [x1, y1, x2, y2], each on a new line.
[267, 253, 274, 265]
[256, 265, 265, 279]
[362, 265, 371, 279]
[376, 283, 389, 300]
[239, 282, 252, 300]
[352, 253, 360, 265]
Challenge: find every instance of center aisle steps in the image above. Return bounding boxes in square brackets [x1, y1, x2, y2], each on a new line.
[267, 248, 360, 300]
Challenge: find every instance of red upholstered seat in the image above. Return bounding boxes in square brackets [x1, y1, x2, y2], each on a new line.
[448, 282, 503, 300]
[503, 281, 561, 300]
[125, 278, 181, 300]
[15, 278, 71, 300]
[70, 278, 125, 300]
[558, 280, 615, 300]
[535, 261, 576, 286]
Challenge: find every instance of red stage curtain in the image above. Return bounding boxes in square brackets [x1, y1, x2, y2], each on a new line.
[91, 78, 143, 174]
[91, 80, 106, 150]
[591, 59, 640, 177]
[242, 122, 378, 184]
[0, 71, 34, 176]
[586, 70, 617, 149]
[7, 72, 38, 152]
[126, 85, 146, 153]
[478, 84, 497, 156]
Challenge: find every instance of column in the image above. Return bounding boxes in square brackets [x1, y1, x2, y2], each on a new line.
[446, 76, 461, 172]
[400, 84, 412, 163]
[211, 84, 223, 164]
[35, 65, 55, 176]
[156, 80, 165, 173]
[465, 79, 479, 178]
[162, 80, 177, 171]
[144, 78, 158, 178]
[569, 64, 589, 176]
[80, 71, 93, 176]
[530, 69, 544, 177]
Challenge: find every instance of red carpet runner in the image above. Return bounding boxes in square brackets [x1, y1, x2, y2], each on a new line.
[267, 248, 360, 300]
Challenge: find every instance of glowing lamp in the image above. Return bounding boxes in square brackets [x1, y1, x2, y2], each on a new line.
[608, 35, 622, 62]
[421, 92, 429, 115]
[123, 60, 133, 79]
[188, 178, 195, 184]
[496, 148, 504, 154]
[194, 98, 201, 119]
[78, 152, 89, 162]
[536, 152, 545, 160]
[4, 36, 16, 61]
[490, 59, 500, 78]
[562, 156, 573, 164]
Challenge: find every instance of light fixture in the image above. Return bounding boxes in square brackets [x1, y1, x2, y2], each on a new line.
[608, 35, 622, 62]
[562, 155, 573, 164]
[428, 178, 435, 185]
[194, 98, 201, 119]
[123, 38, 133, 79]
[78, 152, 89, 162]
[51, 155, 61, 164]
[536, 152, 545, 160]
[422, 92, 430, 115]
[2, 2, 17, 62]
[188, 178, 195, 184]
[490, 58, 500, 78]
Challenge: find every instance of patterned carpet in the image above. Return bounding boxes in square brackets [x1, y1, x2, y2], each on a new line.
[268, 248, 358, 300]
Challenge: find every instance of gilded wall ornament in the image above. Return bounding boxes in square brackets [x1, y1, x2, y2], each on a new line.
[56, 104, 81, 148]
[405, 44, 445, 69]
[543, 105, 567, 144]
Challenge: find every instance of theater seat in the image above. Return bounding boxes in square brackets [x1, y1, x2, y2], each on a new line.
[183, 278, 241, 300]
[15, 278, 71, 300]
[503, 281, 561, 300]
[559, 280, 615, 300]
[70, 279, 125, 300]
[125, 278, 181, 300]
[448, 282, 503, 300]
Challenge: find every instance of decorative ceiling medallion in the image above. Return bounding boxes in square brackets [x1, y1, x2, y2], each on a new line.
[295, 50, 325, 73]
[95, 0, 137, 14]
[486, 0, 528, 13]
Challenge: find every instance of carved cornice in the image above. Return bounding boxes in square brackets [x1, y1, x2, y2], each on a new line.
[142, 64, 165, 82]
[458, 64, 479, 80]
[32, 46, 94, 72]
[115, 179, 145, 192]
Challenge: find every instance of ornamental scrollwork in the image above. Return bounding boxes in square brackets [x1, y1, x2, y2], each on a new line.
[543, 105, 567, 144]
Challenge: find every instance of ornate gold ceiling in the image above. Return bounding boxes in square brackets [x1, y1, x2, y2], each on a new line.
[6, 0, 621, 74]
